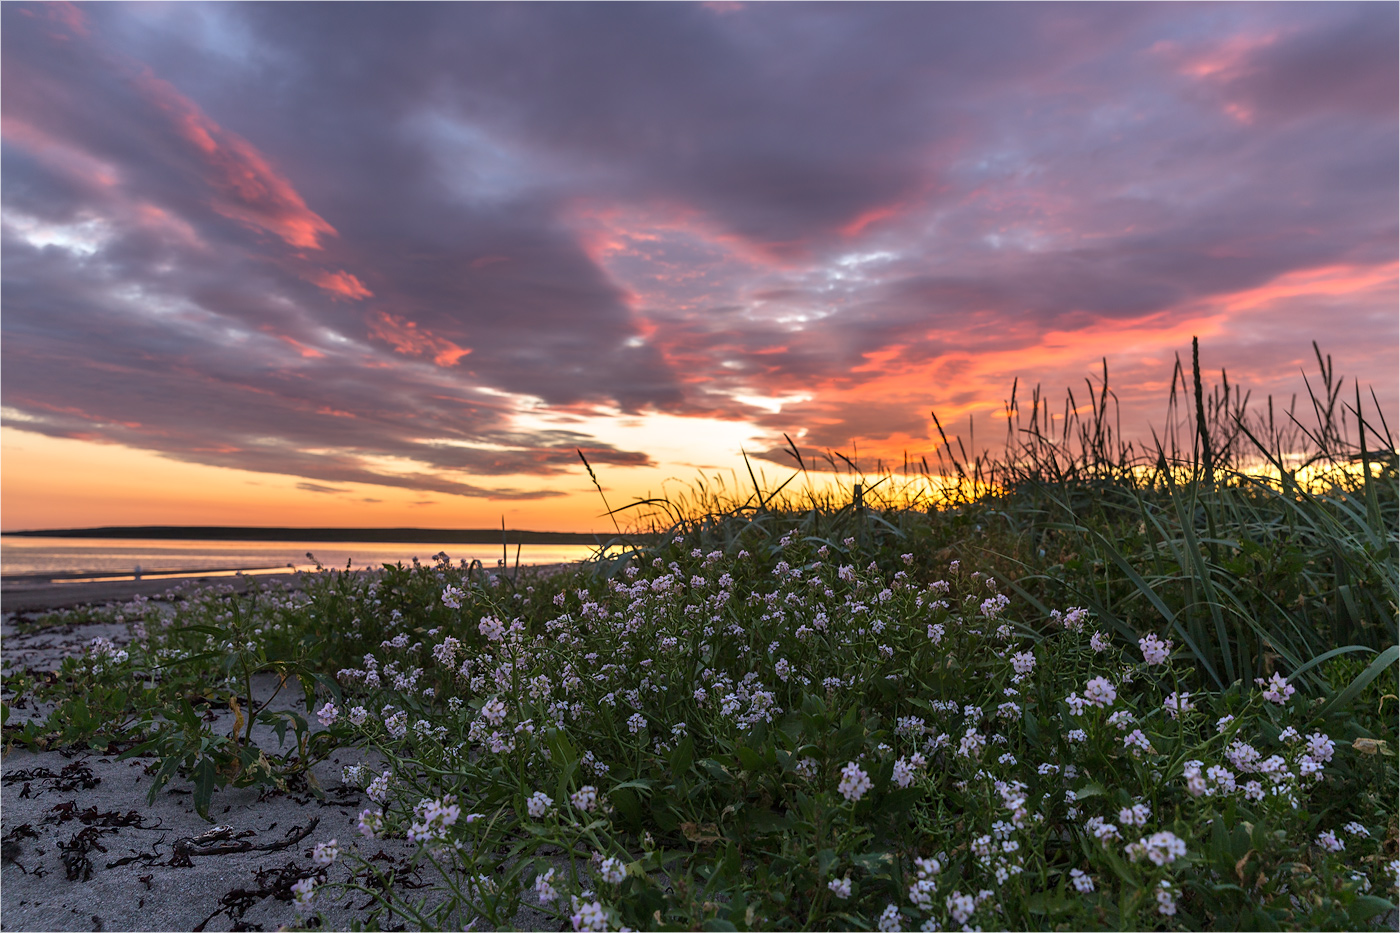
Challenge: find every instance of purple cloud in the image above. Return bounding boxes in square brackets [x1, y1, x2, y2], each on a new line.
[2, 2, 1394, 498]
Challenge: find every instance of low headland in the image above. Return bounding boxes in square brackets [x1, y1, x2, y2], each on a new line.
[3, 525, 622, 545]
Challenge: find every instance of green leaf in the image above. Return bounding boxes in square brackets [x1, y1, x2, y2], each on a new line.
[735, 745, 764, 772]
[670, 735, 695, 775]
[556, 758, 579, 807]
[1022, 708, 1041, 744]
[1074, 782, 1106, 799]
[546, 727, 578, 768]
[1347, 895, 1396, 922]
[611, 787, 643, 829]
[851, 849, 895, 877]
[191, 757, 218, 821]
[148, 753, 183, 806]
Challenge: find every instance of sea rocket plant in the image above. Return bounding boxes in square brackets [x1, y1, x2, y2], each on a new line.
[113, 532, 1389, 931]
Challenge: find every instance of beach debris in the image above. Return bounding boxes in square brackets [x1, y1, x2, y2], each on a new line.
[170, 816, 319, 867]
[2, 760, 100, 793]
[192, 860, 324, 932]
[59, 825, 113, 881]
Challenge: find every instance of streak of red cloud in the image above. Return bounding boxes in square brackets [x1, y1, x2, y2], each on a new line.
[469, 254, 511, 269]
[275, 334, 326, 359]
[367, 310, 472, 367]
[134, 72, 337, 250]
[310, 269, 373, 300]
[840, 203, 902, 238]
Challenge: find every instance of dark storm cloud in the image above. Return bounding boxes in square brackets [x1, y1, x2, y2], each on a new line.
[2, 2, 1395, 495]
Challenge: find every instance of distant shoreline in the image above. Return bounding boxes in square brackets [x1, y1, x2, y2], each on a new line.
[1, 525, 646, 545]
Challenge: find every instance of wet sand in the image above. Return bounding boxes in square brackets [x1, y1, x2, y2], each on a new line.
[1, 571, 310, 615]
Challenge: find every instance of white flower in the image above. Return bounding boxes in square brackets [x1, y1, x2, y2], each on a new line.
[572, 785, 599, 812]
[627, 713, 646, 734]
[481, 697, 508, 726]
[1138, 633, 1172, 665]
[1011, 650, 1036, 675]
[1344, 821, 1371, 838]
[1207, 765, 1237, 795]
[572, 899, 609, 932]
[946, 891, 976, 925]
[312, 839, 339, 865]
[1255, 672, 1295, 704]
[828, 876, 852, 899]
[1085, 816, 1120, 845]
[1083, 677, 1116, 707]
[1107, 710, 1136, 731]
[838, 761, 873, 802]
[1162, 692, 1193, 719]
[527, 791, 555, 819]
[599, 855, 626, 885]
[909, 877, 938, 909]
[1139, 830, 1187, 866]
[407, 794, 462, 844]
[1317, 830, 1345, 853]
[315, 702, 339, 727]
[384, 710, 408, 739]
[535, 867, 559, 904]
[348, 705, 368, 726]
[915, 857, 941, 879]
[479, 616, 505, 641]
[1090, 631, 1111, 652]
[1069, 868, 1094, 893]
[1304, 732, 1335, 762]
[291, 877, 317, 914]
[878, 902, 903, 932]
[893, 757, 918, 788]
[1119, 803, 1151, 827]
[366, 771, 392, 803]
[441, 585, 463, 609]
[958, 727, 986, 759]
[357, 807, 384, 838]
[1123, 729, 1153, 755]
[1155, 880, 1177, 916]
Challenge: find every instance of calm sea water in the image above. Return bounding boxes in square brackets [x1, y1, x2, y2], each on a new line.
[0, 537, 600, 580]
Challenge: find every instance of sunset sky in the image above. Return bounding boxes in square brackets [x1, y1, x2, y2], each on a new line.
[3, 2, 1396, 533]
